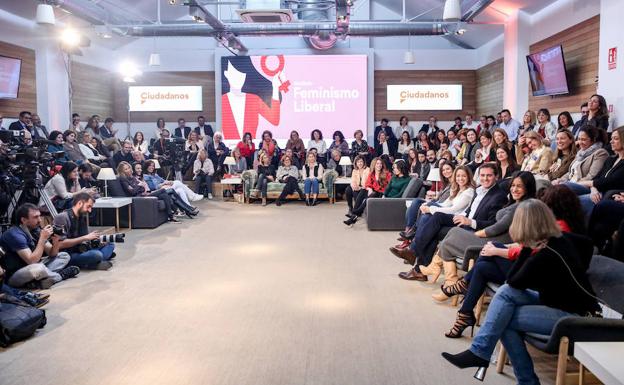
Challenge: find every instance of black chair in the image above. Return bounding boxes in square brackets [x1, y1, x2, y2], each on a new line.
[106, 179, 168, 229]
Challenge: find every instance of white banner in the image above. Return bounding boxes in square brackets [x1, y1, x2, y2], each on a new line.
[128, 86, 203, 112]
[387, 85, 463, 110]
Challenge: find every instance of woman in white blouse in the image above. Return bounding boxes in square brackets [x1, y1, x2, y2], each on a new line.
[535, 108, 557, 147]
[133, 131, 150, 156]
[419, 165, 475, 217]
[307, 129, 327, 165]
[397, 131, 414, 158]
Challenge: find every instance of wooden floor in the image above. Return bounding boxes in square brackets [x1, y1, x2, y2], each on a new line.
[0, 200, 559, 385]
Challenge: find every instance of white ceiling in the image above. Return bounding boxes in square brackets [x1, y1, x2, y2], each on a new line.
[4, 0, 562, 50]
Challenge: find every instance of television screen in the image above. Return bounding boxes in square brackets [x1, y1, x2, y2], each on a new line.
[0, 55, 21, 99]
[219, 54, 367, 142]
[527, 45, 569, 97]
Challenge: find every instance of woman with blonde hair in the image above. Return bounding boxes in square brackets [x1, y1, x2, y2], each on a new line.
[442, 199, 599, 384]
[302, 150, 324, 206]
[520, 110, 536, 135]
[519, 131, 553, 176]
[345, 155, 369, 215]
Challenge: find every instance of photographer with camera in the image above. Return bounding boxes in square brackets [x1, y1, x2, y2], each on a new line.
[0, 203, 80, 289]
[53, 192, 116, 270]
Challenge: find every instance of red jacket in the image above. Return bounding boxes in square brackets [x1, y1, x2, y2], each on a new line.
[365, 171, 391, 193]
[237, 141, 255, 158]
[221, 93, 280, 140]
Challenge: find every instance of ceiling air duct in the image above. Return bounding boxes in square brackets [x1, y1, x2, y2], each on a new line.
[236, 0, 294, 23]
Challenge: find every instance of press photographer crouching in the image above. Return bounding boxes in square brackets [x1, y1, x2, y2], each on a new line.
[0, 203, 80, 289]
[53, 192, 119, 270]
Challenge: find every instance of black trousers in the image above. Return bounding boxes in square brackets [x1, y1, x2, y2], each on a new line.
[345, 186, 365, 211]
[460, 256, 513, 313]
[277, 176, 302, 201]
[352, 191, 382, 216]
[149, 189, 174, 217]
[589, 200, 624, 261]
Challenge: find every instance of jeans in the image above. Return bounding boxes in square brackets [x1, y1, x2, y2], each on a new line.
[7, 252, 71, 287]
[170, 180, 196, 205]
[195, 173, 213, 195]
[460, 256, 512, 313]
[257, 173, 272, 198]
[70, 243, 115, 269]
[411, 212, 455, 255]
[406, 198, 426, 228]
[304, 178, 320, 195]
[589, 200, 624, 258]
[470, 284, 572, 385]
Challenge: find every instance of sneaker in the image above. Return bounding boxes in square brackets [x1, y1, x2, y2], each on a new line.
[59, 266, 80, 280]
[109, 252, 117, 260]
[208, 193, 213, 200]
[21, 292, 49, 308]
[168, 217, 182, 224]
[190, 193, 203, 202]
[95, 261, 113, 271]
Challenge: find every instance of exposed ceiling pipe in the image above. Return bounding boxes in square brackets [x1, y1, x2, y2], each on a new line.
[125, 21, 448, 37]
[184, 0, 247, 54]
[43, 0, 131, 36]
[298, 0, 337, 50]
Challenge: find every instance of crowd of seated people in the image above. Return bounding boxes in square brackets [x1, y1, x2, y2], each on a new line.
[355, 95, 623, 384]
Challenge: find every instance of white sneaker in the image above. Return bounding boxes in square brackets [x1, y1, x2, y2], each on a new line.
[190, 193, 203, 202]
[208, 193, 213, 200]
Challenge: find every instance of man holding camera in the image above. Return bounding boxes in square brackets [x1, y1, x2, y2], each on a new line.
[53, 192, 115, 270]
[0, 203, 80, 289]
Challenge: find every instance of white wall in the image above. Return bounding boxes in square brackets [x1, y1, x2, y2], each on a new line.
[598, 0, 623, 129]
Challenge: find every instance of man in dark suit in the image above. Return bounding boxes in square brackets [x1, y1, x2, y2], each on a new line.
[419, 115, 441, 141]
[194, 115, 214, 139]
[8, 111, 32, 132]
[374, 118, 396, 148]
[392, 163, 508, 281]
[30, 113, 49, 139]
[174, 118, 191, 139]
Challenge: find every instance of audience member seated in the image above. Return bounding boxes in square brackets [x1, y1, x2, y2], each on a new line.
[375, 131, 396, 169]
[99, 117, 121, 152]
[143, 160, 202, 205]
[553, 125, 608, 187]
[343, 157, 390, 225]
[433, 130, 448, 152]
[535, 108, 557, 147]
[275, 155, 304, 206]
[518, 131, 553, 178]
[30, 113, 49, 139]
[174, 117, 191, 139]
[62, 130, 88, 165]
[53, 192, 116, 270]
[256, 151, 276, 206]
[208, 132, 231, 178]
[409, 150, 430, 180]
[495, 145, 519, 185]
[47, 131, 69, 163]
[327, 149, 351, 178]
[578, 94, 610, 131]
[281, 148, 301, 169]
[546, 129, 576, 181]
[285, 130, 306, 162]
[229, 147, 248, 175]
[193, 149, 215, 199]
[558, 111, 574, 131]
[395, 115, 415, 139]
[302, 151, 325, 206]
[78, 163, 99, 194]
[79, 132, 108, 166]
[520, 110, 536, 135]
[415, 131, 433, 152]
[307, 129, 327, 166]
[154, 118, 167, 143]
[469, 131, 496, 171]
[0, 204, 79, 289]
[345, 155, 369, 216]
[382, 159, 411, 198]
[133, 131, 149, 156]
[329, 130, 350, 156]
[589, 191, 624, 261]
[564, 126, 624, 215]
[235, 132, 254, 170]
[442, 199, 599, 385]
[374, 118, 396, 148]
[258, 130, 280, 168]
[112, 140, 135, 169]
[420, 115, 441, 141]
[184, 130, 202, 175]
[351, 130, 370, 164]
[397, 131, 414, 159]
[8, 111, 33, 133]
[194, 115, 214, 138]
[393, 163, 506, 281]
[430, 172, 536, 310]
[116, 161, 187, 223]
[498, 109, 520, 142]
[41, 161, 96, 211]
[457, 129, 478, 165]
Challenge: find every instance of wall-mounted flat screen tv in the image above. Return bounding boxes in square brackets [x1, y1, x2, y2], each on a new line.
[526, 45, 570, 97]
[0, 55, 22, 99]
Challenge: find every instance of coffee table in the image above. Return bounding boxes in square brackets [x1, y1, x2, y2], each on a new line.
[93, 197, 133, 231]
[220, 177, 242, 201]
[333, 177, 351, 204]
[574, 342, 624, 385]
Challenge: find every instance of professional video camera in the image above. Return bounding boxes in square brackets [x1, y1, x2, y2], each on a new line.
[77, 233, 125, 253]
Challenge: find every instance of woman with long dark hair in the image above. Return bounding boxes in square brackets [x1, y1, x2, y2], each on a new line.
[554, 125, 608, 185]
[329, 130, 349, 156]
[547, 129, 577, 181]
[558, 111, 575, 131]
[41, 161, 95, 210]
[307, 129, 327, 166]
[236, 132, 255, 170]
[583, 94, 610, 130]
[344, 157, 390, 226]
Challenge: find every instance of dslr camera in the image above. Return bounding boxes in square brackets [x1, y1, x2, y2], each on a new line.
[52, 224, 67, 237]
[77, 233, 125, 253]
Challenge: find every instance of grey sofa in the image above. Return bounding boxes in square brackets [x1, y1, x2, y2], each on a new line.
[365, 178, 427, 231]
[106, 179, 168, 229]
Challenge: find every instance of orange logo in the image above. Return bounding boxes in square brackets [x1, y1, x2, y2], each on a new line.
[140, 91, 190, 104]
[400, 90, 449, 103]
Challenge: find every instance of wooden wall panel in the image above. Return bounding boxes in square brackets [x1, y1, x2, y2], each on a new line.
[0, 41, 36, 119]
[476, 58, 504, 116]
[112, 72, 215, 122]
[374, 70, 476, 121]
[528, 15, 600, 115]
[71, 61, 114, 119]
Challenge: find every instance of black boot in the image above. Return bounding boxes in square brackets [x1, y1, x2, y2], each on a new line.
[296, 188, 305, 201]
[441, 350, 489, 381]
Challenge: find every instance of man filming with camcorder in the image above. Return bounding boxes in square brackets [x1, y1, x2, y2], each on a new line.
[53, 192, 123, 271]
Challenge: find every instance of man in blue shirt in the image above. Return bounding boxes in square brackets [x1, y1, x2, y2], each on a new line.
[0, 203, 79, 289]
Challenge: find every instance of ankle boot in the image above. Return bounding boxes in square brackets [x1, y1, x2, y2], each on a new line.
[418, 254, 443, 283]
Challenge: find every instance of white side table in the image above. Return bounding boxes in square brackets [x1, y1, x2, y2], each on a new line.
[220, 177, 242, 201]
[574, 342, 624, 385]
[93, 197, 133, 231]
[333, 177, 351, 204]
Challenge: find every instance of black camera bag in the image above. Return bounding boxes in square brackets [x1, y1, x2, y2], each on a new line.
[0, 294, 47, 347]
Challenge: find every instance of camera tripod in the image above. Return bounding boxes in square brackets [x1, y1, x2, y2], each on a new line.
[1, 183, 58, 231]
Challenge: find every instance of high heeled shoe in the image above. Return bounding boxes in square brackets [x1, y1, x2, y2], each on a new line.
[432, 278, 469, 302]
[445, 311, 476, 338]
[441, 350, 489, 381]
[343, 216, 358, 226]
[418, 254, 443, 283]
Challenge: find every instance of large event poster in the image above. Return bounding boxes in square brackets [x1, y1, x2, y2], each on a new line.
[220, 55, 367, 141]
[0, 56, 21, 99]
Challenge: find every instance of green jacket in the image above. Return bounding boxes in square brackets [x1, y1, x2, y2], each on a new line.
[384, 175, 410, 198]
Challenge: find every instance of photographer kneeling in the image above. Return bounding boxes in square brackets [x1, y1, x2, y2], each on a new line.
[0, 203, 80, 289]
[53, 192, 116, 270]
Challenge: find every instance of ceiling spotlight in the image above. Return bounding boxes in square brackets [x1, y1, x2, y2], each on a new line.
[36, 4, 55, 25]
[119, 60, 142, 82]
[60, 28, 81, 47]
[456, 28, 467, 35]
[404, 50, 415, 64]
[443, 0, 462, 22]
[168, 0, 177, 4]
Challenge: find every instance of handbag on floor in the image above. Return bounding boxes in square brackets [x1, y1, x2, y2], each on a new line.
[0, 294, 47, 348]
